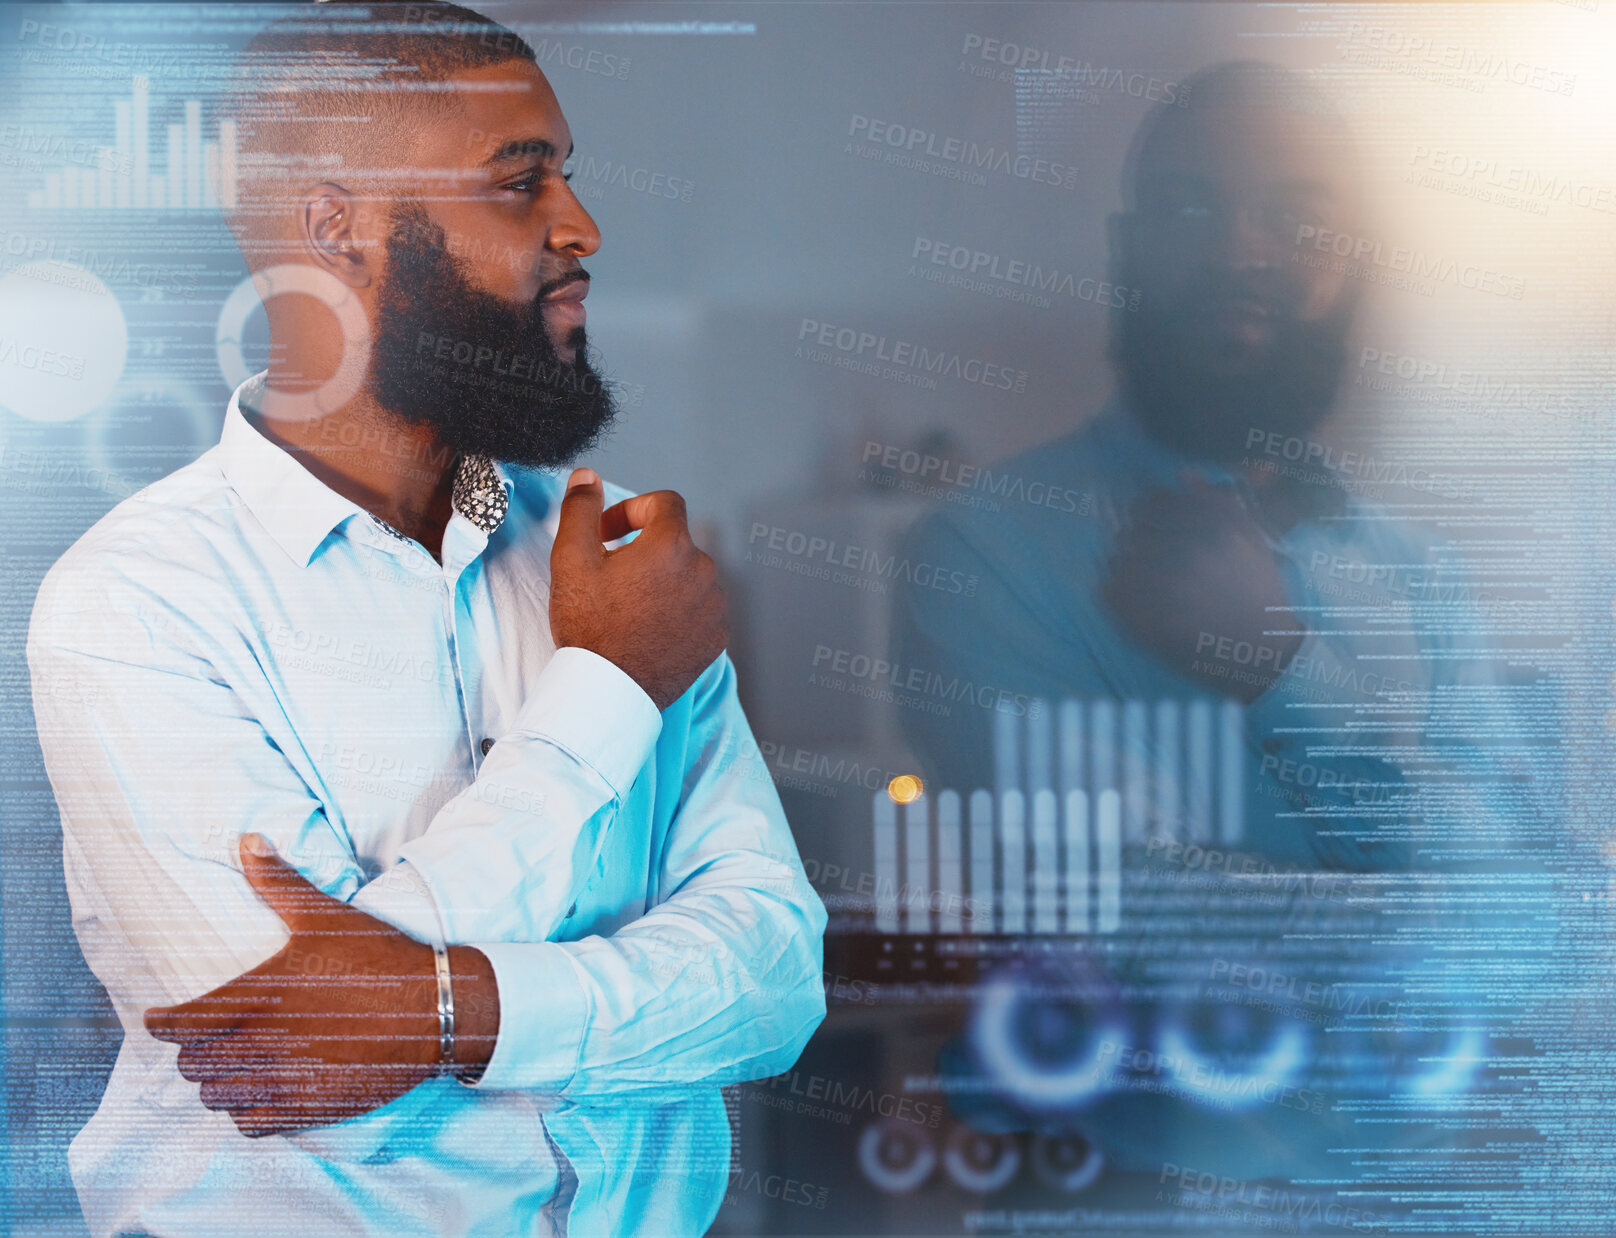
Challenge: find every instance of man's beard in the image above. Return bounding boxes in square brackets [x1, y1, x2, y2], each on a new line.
[1109, 264, 1356, 464]
[369, 200, 617, 470]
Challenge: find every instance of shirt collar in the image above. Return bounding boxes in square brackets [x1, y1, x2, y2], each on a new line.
[216, 372, 515, 567]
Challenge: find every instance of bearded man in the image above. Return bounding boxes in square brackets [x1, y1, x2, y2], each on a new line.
[26, 5, 825, 1236]
[893, 60, 1512, 867]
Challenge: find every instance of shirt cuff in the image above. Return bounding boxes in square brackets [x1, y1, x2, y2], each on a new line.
[507, 646, 662, 797]
[464, 940, 590, 1092]
[347, 858, 443, 942]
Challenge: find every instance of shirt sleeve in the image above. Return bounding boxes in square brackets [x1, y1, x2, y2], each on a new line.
[350, 645, 662, 944]
[467, 652, 829, 1098]
[32, 553, 824, 1099]
[26, 560, 661, 1025]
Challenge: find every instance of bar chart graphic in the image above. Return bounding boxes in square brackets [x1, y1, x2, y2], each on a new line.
[873, 696, 1246, 935]
[25, 76, 237, 212]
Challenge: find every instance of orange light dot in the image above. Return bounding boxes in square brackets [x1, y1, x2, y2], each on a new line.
[887, 774, 924, 804]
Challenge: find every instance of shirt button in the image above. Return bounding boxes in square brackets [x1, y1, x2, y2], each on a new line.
[566, 902, 577, 918]
[480, 737, 495, 756]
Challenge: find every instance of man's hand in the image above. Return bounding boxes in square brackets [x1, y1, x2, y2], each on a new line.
[1102, 477, 1305, 703]
[549, 467, 728, 710]
[145, 834, 499, 1138]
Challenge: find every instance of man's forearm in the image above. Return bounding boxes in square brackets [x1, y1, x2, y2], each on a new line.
[145, 842, 507, 1136]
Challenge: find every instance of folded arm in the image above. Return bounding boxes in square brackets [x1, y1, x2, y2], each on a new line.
[31, 549, 821, 1133]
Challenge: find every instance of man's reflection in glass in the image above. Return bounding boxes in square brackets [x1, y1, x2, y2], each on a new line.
[891, 60, 1536, 1206]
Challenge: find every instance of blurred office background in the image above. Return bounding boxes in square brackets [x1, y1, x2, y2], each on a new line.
[3, 2, 1616, 1234]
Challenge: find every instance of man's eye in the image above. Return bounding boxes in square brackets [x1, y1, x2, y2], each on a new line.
[503, 171, 573, 194]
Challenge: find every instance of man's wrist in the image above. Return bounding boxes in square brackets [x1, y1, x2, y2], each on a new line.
[447, 945, 500, 1083]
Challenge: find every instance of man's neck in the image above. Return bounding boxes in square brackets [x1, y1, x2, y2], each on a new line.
[243, 387, 458, 562]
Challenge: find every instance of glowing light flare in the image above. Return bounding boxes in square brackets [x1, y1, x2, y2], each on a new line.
[887, 774, 923, 804]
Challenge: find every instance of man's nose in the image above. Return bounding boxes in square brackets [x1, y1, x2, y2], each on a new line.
[1216, 204, 1282, 270]
[546, 182, 600, 257]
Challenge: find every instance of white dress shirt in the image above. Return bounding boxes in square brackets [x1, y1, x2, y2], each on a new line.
[26, 372, 828, 1238]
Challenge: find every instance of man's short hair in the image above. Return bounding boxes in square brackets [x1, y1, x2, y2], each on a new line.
[225, 2, 537, 255]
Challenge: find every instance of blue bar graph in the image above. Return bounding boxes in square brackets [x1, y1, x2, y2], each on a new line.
[24, 75, 236, 211]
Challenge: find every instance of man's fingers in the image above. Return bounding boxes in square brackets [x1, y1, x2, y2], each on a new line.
[599, 490, 687, 544]
[597, 498, 636, 545]
[552, 467, 606, 562]
[230, 1106, 302, 1139]
[177, 1036, 276, 1082]
[239, 833, 343, 933]
[144, 1001, 193, 1044]
[200, 1074, 283, 1113]
[146, 983, 255, 1045]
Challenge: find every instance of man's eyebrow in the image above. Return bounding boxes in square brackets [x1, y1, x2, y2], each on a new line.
[480, 137, 575, 168]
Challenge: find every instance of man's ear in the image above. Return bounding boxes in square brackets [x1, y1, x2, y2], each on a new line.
[302, 182, 373, 289]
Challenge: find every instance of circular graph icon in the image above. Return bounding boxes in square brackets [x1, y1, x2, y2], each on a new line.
[216, 263, 370, 420]
[1030, 1131, 1104, 1193]
[971, 973, 1126, 1111]
[0, 261, 127, 422]
[857, 1118, 938, 1195]
[943, 1125, 1022, 1193]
